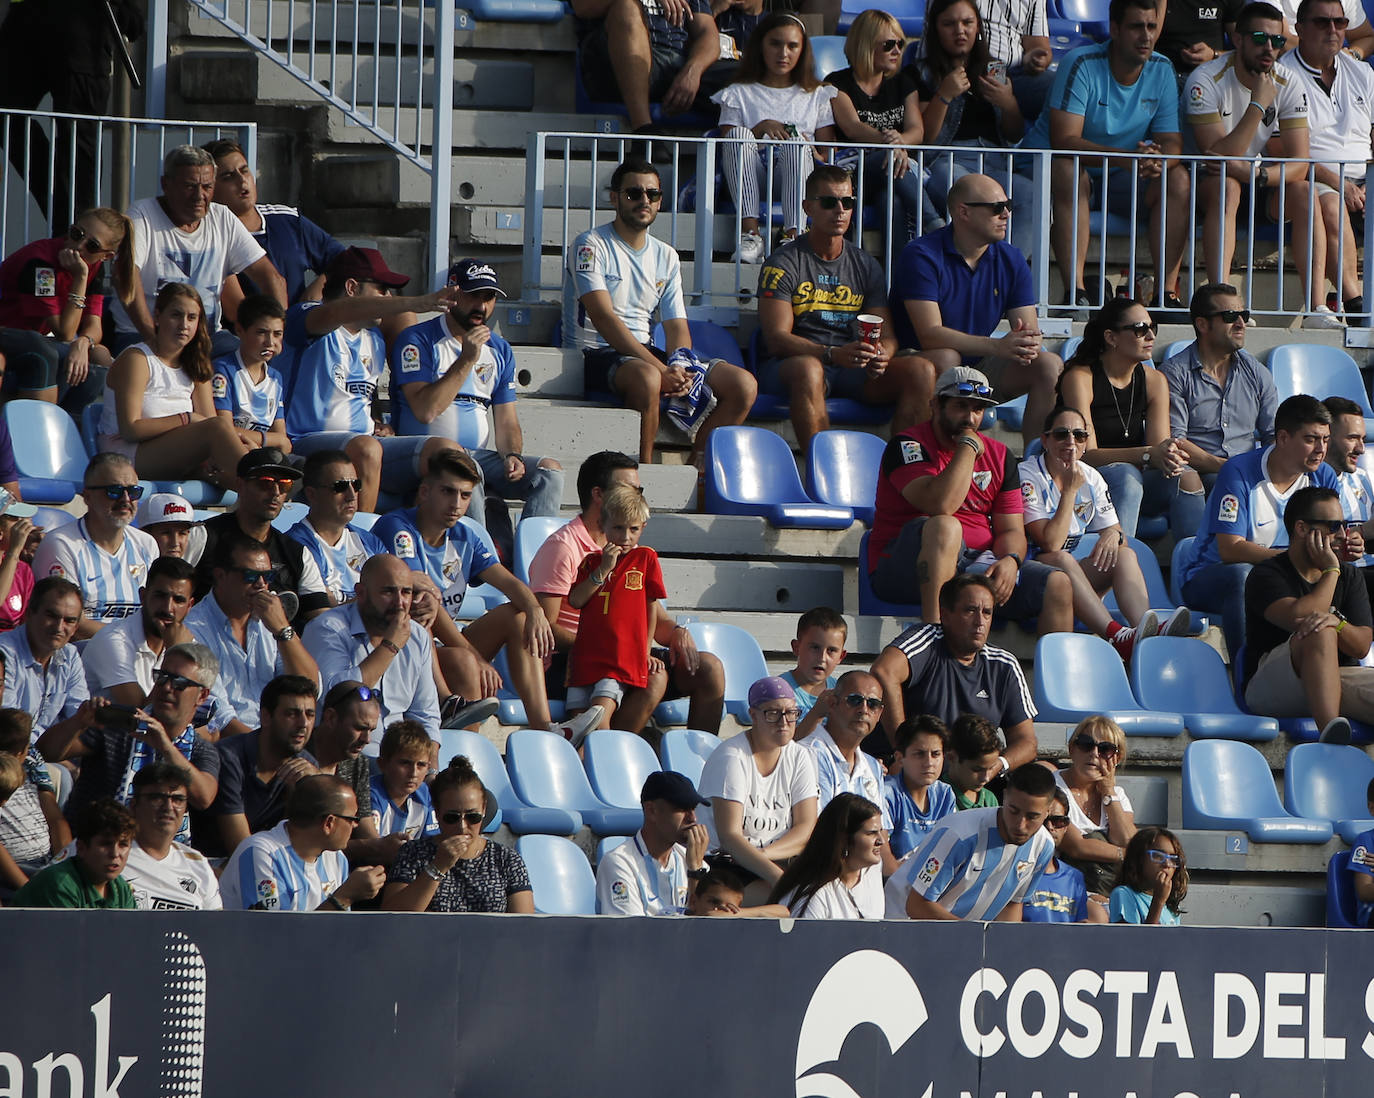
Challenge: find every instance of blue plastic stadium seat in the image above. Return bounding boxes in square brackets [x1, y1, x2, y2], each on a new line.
[31, 505, 75, 531]
[1057, 0, 1110, 36]
[992, 394, 1027, 431]
[505, 728, 642, 836]
[5, 400, 88, 503]
[1033, 633, 1186, 735]
[1181, 740, 1334, 842]
[1069, 533, 1189, 625]
[810, 35, 849, 80]
[269, 500, 309, 533]
[857, 529, 923, 617]
[704, 426, 854, 528]
[1129, 636, 1279, 741]
[1230, 643, 1374, 743]
[1267, 344, 1374, 418]
[653, 620, 770, 726]
[1159, 339, 1195, 363]
[516, 834, 597, 915]
[1327, 850, 1362, 927]
[1283, 743, 1374, 844]
[658, 729, 720, 787]
[583, 729, 661, 812]
[596, 834, 630, 863]
[1168, 535, 1193, 605]
[651, 319, 746, 369]
[513, 515, 569, 586]
[838, 0, 921, 34]
[351, 511, 379, 531]
[434, 727, 579, 835]
[806, 430, 885, 525]
[463, 0, 564, 22]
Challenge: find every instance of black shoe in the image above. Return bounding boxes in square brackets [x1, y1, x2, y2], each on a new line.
[1163, 291, 1186, 313]
[440, 696, 499, 730]
[1346, 296, 1368, 327]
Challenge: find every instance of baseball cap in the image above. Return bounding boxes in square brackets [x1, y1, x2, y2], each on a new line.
[747, 676, 796, 708]
[137, 492, 197, 529]
[640, 770, 709, 809]
[236, 447, 302, 481]
[0, 490, 37, 519]
[446, 258, 506, 297]
[324, 246, 410, 289]
[934, 365, 998, 407]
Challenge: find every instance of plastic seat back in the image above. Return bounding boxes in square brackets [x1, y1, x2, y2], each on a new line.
[704, 426, 853, 528]
[651, 319, 745, 369]
[1284, 743, 1374, 824]
[1131, 636, 1279, 741]
[1268, 344, 1374, 416]
[1182, 740, 1332, 841]
[1159, 339, 1195, 363]
[434, 728, 514, 833]
[583, 729, 661, 810]
[513, 515, 568, 586]
[453, 516, 508, 619]
[31, 506, 75, 532]
[806, 430, 886, 525]
[810, 35, 849, 80]
[856, 529, 922, 617]
[1058, 0, 1109, 34]
[1168, 535, 1194, 605]
[270, 500, 309, 533]
[5, 400, 89, 483]
[690, 621, 769, 719]
[1033, 634, 1184, 734]
[506, 729, 605, 814]
[516, 835, 596, 915]
[1327, 850, 1362, 927]
[658, 729, 720, 787]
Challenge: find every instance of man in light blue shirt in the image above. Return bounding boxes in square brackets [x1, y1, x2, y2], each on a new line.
[0, 576, 89, 740]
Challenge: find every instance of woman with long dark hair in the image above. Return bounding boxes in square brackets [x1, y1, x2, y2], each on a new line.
[769, 792, 885, 918]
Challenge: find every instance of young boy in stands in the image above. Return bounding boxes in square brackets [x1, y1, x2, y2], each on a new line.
[684, 861, 788, 918]
[783, 606, 847, 740]
[10, 798, 137, 909]
[945, 714, 1002, 810]
[371, 721, 438, 839]
[884, 715, 957, 858]
[567, 484, 667, 733]
[212, 294, 291, 453]
[1022, 784, 1104, 924]
[1349, 778, 1374, 926]
[0, 708, 70, 895]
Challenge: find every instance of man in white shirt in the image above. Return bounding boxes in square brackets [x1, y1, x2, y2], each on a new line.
[1273, 0, 1374, 57]
[123, 761, 221, 910]
[596, 770, 710, 916]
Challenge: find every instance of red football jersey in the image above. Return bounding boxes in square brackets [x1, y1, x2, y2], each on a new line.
[568, 545, 667, 689]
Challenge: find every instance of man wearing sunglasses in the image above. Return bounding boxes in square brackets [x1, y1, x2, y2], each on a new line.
[286, 450, 388, 606]
[1242, 485, 1374, 744]
[1184, 3, 1334, 329]
[33, 452, 159, 640]
[309, 681, 398, 865]
[1274, 0, 1374, 55]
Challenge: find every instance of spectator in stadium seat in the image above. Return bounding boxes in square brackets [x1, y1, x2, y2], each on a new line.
[757, 164, 936, 450]
[0, 576, 89, 738]
[184, 534, 319, 729]
[889, 172, 1060, 448]
[596, 769, 710, 916]
[282, 247, 463, 513]
[286, 450, 386, 607]
[1156, 0, 1241, 82]
[1346, 778, 1374, 925]
[570, 0, 736, 135]
[771, 792, 886, 919]
[869, 573, 1038, 767]
[390, 259, 563, 561]
[115, 145, 287, 356]
[698, 676, 820, 890]
[220, 773, 385, 911]
[9, 798, 137, 910]
[1108, 825, 1187, 923]
[41, 643, 222, 842]
[1281, 0, 1374, 324]
[1161, 284, 1278, 483]
[1022, 0, 1190, 313]
[782, 606, 847, 740]
[1322, 396, 1374, 605]
[564, 159, 756, 464]
[1177, 394, 1339, 657]
[0, 710, 69, 894]
[0, 208, 134, 411]
[1242, 485, 1374, 743]
[1273, 0, 1374, 56]
[1053, 714, 1135, 894]
[866, 366, 1073, 635]
[529, 450, 725, 734]
[1022, 783, 1102, 922]
[211, 294, 291, 453]
[943, 713, 1004, 809]
[204, 138, 345, 307]
[136, 492, 205, 563]
[1184, 5, 1331, 327]
[884, 715, 957, 857]
[371, 720, 438, 840]
[206, 675, 319, 859]
[382, 755, 533, 914]
[308, 681, 393, 864]
[123, 762, 221, 910]
[885, 761, 1056, 920]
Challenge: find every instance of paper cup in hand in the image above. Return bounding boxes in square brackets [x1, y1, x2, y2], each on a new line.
[857, 314, 883, 345]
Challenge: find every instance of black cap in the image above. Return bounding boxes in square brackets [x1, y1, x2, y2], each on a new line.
[236, 447, 301, 481]
[640, 770, 709, 809]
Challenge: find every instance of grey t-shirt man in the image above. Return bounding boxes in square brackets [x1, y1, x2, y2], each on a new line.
[757, 237, 887, 349]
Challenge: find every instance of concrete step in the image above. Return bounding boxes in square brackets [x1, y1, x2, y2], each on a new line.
[644, 514, 862, 562]
[321, 104, 626, 150]
[660, 558, 844, 613]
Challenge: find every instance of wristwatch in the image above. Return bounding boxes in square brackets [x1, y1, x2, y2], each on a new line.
[1141, 449, 1152, 469]
[274, 625, 296, 643]
[1102, 795, 1116, 807]
[686, 866, 710, 880]
[421, 861, 445, 881]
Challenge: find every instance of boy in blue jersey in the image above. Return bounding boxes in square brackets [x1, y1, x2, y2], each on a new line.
[370, 720, 438, 840]
[287, 450, 387, 606]
[390, 259, 563, 561]
[884, 715, 957, 859]
[782, 606, 846, 740]
[1347, 778, 1374, 926]
[1022, 785, 1100, 923]
[1022, 0, 1190, 311]
[212, 294, 290, 453]
[280, 247, 464, 514]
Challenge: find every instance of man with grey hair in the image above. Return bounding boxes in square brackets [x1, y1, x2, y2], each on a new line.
[38, 642, 222, 845]
[114, 144, 287, 354]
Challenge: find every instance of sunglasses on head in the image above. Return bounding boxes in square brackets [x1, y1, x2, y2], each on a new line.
[1072, 735, 1119, 758]
[1147, 848, 1180, 867]
[1247, 30, 1286, 48]
[619, 186, 663, 202]
[67, 223, 112, 256]
[840, 693, 884, 711]
[326, 478, 362, 494]
[1115, 320, 1158, 336]
[964, 199, 1013, 214]
[152, 668, 200, 691]
[1049, 427, 1090, 442]
[878, 37, 903, 50]
[1045, 813, 1071, 828]
[949, 380, 993, 397]
[87, 483, 144, 501]
[441, 810, 486, 827]
[814, 195, 857, 210]
[1207, 308, 1251, 324]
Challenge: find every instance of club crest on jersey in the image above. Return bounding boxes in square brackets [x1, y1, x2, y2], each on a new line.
[211, 373, 228, 399]
[400, 344, 421, 373]
[34, 267, 56, 296]
[392, 531, 416, 558]
[442, 558, 460, 582]
[476, 360, 494, 385]
[1218, 493, 1240, 523]
[972, 470, 993, 491]
[1016, 859, 1034, 878]
[575, 245, 595, 272]
[624, 569, 644, 591]
[900, 440, 924, 464]
[1020, 481, 1035, 504]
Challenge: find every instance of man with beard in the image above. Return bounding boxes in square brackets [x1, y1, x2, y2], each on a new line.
[310, 680, 403, 866]
[1184, 3, 1325, 325]
[123, 762, 222, 910]
[391, 259, 563, 561]
[286, 450, 387, 606]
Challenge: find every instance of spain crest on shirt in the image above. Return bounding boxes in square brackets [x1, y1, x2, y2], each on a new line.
[624, 570, 644, 591]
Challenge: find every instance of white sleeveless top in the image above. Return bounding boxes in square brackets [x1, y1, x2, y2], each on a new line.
[100, 342, 196, 439]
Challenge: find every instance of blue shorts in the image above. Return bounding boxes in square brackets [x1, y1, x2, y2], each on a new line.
[759, 354, 868, 400]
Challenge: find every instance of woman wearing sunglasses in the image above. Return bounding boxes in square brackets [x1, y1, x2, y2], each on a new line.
[769, 792, 886, 919]
[382, 755, 533, 913]
[0, 209, 135, 411]
[1059, 298, 1205, 539]
[1053, 715, 1136, 897]
[98, 281, 250, 487]
[1020, 405, 1189, 662]
[1109, 826, 1187, 925]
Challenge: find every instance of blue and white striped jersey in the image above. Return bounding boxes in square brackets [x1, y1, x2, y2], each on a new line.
[282, 301, 386, 438]
[1335, 466, 1374, 567]
[369, 773, 439, 839]
[211, 349, 286, 433]
[286, 517, 386, 604]
[31, 520, 158, 625]
[220, 820, 349, 911]
[389, 314, 517, 447]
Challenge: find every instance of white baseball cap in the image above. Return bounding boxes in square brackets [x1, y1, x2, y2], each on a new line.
[137, 492, 197, 529]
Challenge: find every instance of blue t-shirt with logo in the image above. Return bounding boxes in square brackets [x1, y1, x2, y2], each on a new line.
[1023, 42, 1180, 151]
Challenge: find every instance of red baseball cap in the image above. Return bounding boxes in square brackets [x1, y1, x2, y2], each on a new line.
[325, 246, 410, 289]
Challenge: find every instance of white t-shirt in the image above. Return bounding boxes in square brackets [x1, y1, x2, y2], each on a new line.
[98, 343, 196, 441]
[1053, 769, 1134, 833]
[1281, 47, 1374, 176]
[1276, 0, 1366, 30]
[595, 830, 690, 916]
[711, 82, 838, 139]
[1183, 54, 1309, 158]
[785, 862, 884, 919]
[1018, 454, 1119, 552]
[123, 840, 223, 910]
[562, 223, 686, 351]
[697, 733, 819, 852]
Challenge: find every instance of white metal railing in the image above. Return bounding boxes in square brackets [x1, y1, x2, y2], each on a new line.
[524, 132, 1374, 325]
[1, 107, 256, 259]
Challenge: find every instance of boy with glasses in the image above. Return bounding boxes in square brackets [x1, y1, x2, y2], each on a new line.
[123, 761, 222, 909]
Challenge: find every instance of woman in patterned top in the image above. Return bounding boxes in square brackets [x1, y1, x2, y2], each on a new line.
[381, 755, 533, 914]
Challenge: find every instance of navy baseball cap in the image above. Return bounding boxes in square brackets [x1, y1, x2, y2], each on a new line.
[446, 258, 506, 297]
[640, 770, 709, 809]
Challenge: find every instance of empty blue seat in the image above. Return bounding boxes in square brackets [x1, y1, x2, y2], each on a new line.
[1159, 339, 1195, 363]
[810, 35, 849, 80]
[596, 834, 630, 863]
[658, 728, 720, 787]
[505, 728, 642, 836]
[5, 400, 86, 503]
[651, 319, 746, 369]
[1181, 740, 1334, 842]
[583, 729, 660, 813]
[1267, 344, 1374, 417]
[856, 529, 923, 617]
[1283, 742, 1374, 843]
[516, 834, 597, 915]
[991, 393, 1027, 431]
[435, 727, 580, 835]
[704, 426, 854, 528]
[464, 0, 564, 21]
[1327, 850, 1362, 927]
[1057, 0, 1110, 35]
[31, 505, 75, 531]
[653, 620, 771, 725]
[1033, 633, 1186, 735]
[513, 515, 567, 586]
[269, 500, 309, 533]
[1129, 636, 1279, 741]
[806, 430, 885, 525]
[351, 511, 380, 531]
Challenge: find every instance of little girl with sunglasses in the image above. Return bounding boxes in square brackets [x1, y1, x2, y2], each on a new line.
[1110, 826, 1187, 925]
[712, 12, 839, 263]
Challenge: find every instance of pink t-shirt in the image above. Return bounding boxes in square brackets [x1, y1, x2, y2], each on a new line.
[527, 515, 599, 635]
[0, 561, 34, 631]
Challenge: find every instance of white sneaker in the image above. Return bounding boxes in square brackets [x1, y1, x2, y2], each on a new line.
[734, 230, 765, 264]
[1302, 305, 1345, 330]
[554, 705, 605, 750]
[1159, 606, 1192, 636]
[1138, 609, 1163, 640]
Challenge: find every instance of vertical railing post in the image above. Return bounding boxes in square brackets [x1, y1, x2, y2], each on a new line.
[145, 0, 169, 117]
[523, 132, 547, 298]
[429, 0, 455, 289]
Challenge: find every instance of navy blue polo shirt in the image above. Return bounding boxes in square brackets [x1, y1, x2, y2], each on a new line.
[888, 225, 1034, 359]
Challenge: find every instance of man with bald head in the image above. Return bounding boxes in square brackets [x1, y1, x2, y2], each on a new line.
[889, 173, 1062, 446]
[303, 553, 441, 732]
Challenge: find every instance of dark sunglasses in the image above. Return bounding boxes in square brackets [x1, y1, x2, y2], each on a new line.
[1147, 848, 1180, 867]
[137, 791, 189, 806]
[1072, 735, 1120, 758]
[840, 693, 884, 711]
[152, 668, 201, 691]
[1304, 518, 1347, 534]
[1206, 308, 1251, 324]
[441, 810, 486, 827]
[67, 223, 113, 256]
[1115, 321, 1158, 336]
[878, 37, 903, 50]
[250, 476, 295, 493]
[238, 568, 277, 585]
[328, 811, 365, 824]
[1049, 427, 1090, 442]
[1247, 30, 1286, 47]
[1305, 14, 1349, 28]
[326, 478, 362, 494]
[619, 186, 663, 202]
[1045, 813, 1071, 828]
[814, 195, 857, 210]
[87, 483, 145, 501]
[964, 199, 1013, 214]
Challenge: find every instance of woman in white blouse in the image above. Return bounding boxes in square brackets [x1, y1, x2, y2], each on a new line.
[1055, 715, 1138, 896]
[771, 793, 886, 919]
